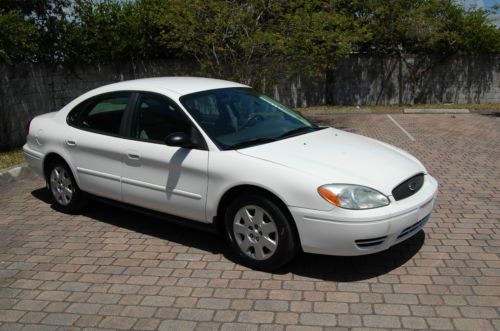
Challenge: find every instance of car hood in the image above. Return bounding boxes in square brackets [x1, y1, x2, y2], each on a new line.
[236, 127, 426, 196]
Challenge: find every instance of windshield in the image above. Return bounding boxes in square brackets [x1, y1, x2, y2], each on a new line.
[180, 88, 317, 150]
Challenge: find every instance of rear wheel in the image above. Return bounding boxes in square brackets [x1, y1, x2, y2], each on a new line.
[47, 161, 87, 213]
[224, 194, 298, 271]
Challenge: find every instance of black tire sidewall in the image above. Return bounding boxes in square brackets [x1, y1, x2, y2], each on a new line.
[224, 194, 297, 271]
[47, 161, 86, 213]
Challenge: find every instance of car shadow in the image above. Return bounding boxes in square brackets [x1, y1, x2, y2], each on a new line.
[285, 232, 424, 282]
[32, 188, 425, 282]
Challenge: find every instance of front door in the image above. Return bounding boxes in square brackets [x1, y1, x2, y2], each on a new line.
[120, 92, 209, 222]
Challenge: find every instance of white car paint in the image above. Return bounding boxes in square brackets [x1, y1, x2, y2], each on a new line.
[237, 128, 424, 196]
[23, 77, 438, 256]
[120, 138, 209, 221]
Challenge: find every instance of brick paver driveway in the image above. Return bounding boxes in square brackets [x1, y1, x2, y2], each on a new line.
[1, 113, 499, 330]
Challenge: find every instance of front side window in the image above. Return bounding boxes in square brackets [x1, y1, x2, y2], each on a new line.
[131, 92, 201, 145]
[180, 88, 318, 149]
[68, 92, 131, 136]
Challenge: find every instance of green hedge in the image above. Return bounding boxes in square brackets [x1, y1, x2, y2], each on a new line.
[1, 0, 499, 80]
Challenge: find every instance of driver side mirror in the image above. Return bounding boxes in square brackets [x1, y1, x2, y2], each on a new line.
[164, 132, 194, 148]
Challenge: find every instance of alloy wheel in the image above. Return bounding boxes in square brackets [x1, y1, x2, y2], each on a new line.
[50, 166, 73, 206]
[232, 205, 278, 260]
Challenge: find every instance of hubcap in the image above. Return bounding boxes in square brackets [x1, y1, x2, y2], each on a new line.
[50, 166, 73, 206]
[233, 205, 278, 260]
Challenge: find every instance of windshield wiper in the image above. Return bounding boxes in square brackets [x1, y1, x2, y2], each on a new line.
[278, 126, 317, 139]
[227, 127, 322, 150]
[227, 137, 277, 150]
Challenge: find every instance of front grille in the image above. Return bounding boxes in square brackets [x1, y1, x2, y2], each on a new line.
[397, 214, 430, 239]
[355, 236, 387, 248]
[392, 173, 424, 201]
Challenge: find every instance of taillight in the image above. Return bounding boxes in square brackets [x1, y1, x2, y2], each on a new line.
[26, 119, 32, 137]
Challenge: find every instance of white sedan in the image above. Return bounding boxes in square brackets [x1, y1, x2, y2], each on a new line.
[24, 77, 438, 270]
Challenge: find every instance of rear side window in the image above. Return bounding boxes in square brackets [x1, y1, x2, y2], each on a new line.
[67, 92, 131, 136]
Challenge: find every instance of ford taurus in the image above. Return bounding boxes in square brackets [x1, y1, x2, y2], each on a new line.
[24, 77, 438, 270]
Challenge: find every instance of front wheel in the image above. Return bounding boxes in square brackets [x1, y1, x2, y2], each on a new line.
[224, 194, 298, 271]
[47, 161, 87, 213]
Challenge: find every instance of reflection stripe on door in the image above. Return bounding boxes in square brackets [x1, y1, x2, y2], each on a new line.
[122, 177, 202, 200]
[77, 167, 121, 182]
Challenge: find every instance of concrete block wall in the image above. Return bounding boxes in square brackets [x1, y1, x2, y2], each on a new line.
[331, 55, 500, 105]
[0, 60, 198, 150]
[1, 55, 499, 149]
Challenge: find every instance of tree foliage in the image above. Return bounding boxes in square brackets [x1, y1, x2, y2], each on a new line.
[353, 0, 500, 56]
[0, 0, 72, 62]
[0, 0, 499, 78]
[0, 10, 39, 64]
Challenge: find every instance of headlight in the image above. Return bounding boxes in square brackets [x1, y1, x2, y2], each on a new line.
[318, 184, 390, 209]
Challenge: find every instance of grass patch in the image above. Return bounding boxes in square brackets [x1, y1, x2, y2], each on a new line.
[0, 149, 24, 171]
[298, 103, 500, 113]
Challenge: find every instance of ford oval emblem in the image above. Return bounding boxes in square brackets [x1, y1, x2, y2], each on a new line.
[408, 181, 418, 191]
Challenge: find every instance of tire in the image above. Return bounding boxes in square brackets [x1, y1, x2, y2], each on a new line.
[47, 160, 87, 213]
[224, 194, 298, 271]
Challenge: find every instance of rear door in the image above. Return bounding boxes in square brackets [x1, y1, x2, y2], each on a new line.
[65, 92, 132, 200]
[120, 92, 209, 222]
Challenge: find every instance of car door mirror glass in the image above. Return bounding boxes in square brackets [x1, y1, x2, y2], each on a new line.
[165, 132, 193, 148]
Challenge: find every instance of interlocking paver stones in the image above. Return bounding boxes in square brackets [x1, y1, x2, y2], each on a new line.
[0, 309, 25, 322]
[41, 312, 79, 326]
[1, 113, 499, 329]
[99, 315, 137, 329]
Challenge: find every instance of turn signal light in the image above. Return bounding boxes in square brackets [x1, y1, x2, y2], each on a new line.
[318, 186, 341, 207]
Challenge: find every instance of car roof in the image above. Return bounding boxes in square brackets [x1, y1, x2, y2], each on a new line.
[99, 77, 250, 96]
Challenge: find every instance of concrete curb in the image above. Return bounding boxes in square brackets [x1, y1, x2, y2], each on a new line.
[320, 109, 374, 114]
[304, 109, 378, 115]
[404, 108, 470, 114]
[0, 163, 37, 186]
[303, 108, 486, 115]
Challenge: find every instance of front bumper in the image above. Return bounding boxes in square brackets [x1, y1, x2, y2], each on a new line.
[290, 175, 438, 256]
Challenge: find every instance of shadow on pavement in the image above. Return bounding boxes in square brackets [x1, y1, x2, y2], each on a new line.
[480, 112, 500, 117]
[285, 232, 424, 282]
[32, 187, 424, 282]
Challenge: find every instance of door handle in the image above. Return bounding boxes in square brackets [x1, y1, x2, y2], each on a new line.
[127, 153, 141, 160]
[66, 139, 77, 147]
